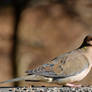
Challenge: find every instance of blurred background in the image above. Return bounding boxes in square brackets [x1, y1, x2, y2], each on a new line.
[0, 0, 92, 86]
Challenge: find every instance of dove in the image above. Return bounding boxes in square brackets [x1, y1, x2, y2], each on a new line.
[0, 35, 92, 87]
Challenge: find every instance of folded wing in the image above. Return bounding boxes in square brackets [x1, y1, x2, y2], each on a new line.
[26, 50, 89, 78]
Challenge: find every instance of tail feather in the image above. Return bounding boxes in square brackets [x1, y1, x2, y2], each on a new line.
[0, 75, 52, 84]
[0, 77, 23, 84]
[0, 75, 27, 84]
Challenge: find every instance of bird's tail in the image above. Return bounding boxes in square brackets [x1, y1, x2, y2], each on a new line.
[0, 75, 29, 84]
[0, 75, 52, 84]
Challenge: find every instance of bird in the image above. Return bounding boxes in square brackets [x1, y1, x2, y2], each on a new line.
[0, 35, 92, 87]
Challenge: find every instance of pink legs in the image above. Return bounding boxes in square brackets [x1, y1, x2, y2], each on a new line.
[66, 83, 81, 87]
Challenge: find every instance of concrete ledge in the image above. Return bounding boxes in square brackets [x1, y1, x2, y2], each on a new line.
[0, 86, 92, 92]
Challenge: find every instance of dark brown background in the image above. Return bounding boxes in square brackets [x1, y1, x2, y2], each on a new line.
[0, 0, 92, 86]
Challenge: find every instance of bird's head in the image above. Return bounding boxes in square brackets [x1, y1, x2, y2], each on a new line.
[85, 36, 92, 46]
[79, 35, 92, 48]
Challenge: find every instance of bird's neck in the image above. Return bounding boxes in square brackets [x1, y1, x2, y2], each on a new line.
[84, 46, 92, 66]
[86, 46, 92, 55]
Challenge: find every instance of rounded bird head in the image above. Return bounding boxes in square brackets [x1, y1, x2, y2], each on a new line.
[79, 35, 92, 48]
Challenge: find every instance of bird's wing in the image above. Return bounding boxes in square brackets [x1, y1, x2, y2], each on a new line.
[26, 50, 89, 78]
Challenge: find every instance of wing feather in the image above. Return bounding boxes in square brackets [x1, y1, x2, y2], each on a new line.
[26, 50, 89, 78]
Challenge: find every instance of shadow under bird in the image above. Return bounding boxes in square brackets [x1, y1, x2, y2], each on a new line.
[0, 35, 92, 87]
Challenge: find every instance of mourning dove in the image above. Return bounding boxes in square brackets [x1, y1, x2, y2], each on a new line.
[0, 35, 92, 87]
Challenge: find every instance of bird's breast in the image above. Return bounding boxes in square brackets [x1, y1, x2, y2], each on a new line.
[54, 67, 91, 84]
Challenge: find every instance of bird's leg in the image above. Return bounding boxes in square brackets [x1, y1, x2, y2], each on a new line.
[66, 83, 81, 87]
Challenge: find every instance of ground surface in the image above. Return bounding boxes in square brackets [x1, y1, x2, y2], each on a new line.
[0, 86, 92, 92]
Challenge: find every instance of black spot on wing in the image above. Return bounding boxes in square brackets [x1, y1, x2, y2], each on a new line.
[51, 57, 58, 61]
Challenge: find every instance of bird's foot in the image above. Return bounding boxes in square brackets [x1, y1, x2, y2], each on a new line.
[65, 83, 81, 88]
